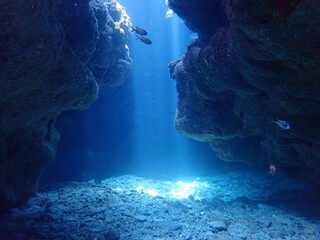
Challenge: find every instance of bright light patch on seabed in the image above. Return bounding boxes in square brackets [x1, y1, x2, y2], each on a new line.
[170, 181, 200, 199]
[135, 179, 209, 200]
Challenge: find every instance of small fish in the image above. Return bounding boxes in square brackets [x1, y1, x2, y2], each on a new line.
[131, 26, 148, 35]
[269, 164, 277, 176]
[273, 119, 291, 130]
[165, 9, 174, 19]
[136, 35, 152, 45]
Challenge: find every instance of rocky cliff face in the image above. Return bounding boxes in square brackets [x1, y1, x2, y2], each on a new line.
[168, 0, 320, 185]
[0, 0, 132, 212]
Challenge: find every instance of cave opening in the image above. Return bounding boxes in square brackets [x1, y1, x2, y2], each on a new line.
[1, 0, 319, 238]
[41, 0, 221, 184]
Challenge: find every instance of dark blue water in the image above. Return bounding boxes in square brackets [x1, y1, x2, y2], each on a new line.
[41, 0, 227, 184]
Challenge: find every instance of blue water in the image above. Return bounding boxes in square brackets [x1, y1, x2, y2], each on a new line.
[2, 1, 320, 239]
[42, 0, 226, 184]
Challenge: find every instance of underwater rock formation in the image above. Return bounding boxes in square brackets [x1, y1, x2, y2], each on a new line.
[169, 0, 320, 185]
[0, 0, 132, 212]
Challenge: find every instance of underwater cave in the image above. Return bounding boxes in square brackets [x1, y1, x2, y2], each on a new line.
[0, 0, 320, 239]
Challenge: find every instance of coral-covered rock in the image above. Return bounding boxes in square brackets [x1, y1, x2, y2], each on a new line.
[0, 0, 132, 212]
[169, 0, 228, 42]
[169, 0, 320, 185]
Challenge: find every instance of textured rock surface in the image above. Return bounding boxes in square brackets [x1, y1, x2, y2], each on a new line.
[168, 0, 320, 184]
[0, 0, 132, 212]
[1, 174, 319, 239]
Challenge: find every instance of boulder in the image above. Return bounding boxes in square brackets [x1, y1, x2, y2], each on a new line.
[0, 0, 132, 212]
[168, 0, 320, 185]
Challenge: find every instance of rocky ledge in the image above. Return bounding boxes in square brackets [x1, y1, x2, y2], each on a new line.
[0, 0, 132, 212]
[168, 0, 320, 185]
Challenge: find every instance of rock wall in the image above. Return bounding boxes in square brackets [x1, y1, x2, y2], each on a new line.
[168, 0, 320, 185]
[0, 0, 132, 212]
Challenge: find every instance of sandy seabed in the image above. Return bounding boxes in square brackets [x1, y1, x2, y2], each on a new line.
[1, 169, 320, 240]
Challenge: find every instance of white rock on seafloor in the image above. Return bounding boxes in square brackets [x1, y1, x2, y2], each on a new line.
[209, 220, 227, 232]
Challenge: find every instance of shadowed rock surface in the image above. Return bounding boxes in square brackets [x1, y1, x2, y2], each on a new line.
[0, 0, 132, 212]
[168, 0, 320, 185]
